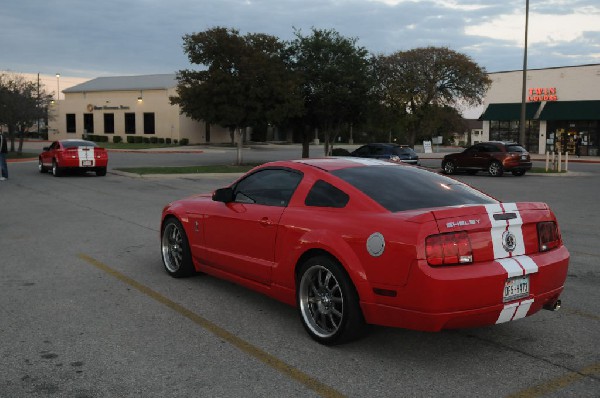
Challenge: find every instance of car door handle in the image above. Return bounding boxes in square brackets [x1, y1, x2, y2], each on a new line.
[260, 217, 274, 227]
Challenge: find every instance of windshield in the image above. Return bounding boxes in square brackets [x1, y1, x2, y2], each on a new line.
[332, 166, 496, 212]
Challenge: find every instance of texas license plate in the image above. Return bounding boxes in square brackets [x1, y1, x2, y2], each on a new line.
[82, 160, 93, 166]
[521, 155, 527, 160]
[503, 275, 529, 302]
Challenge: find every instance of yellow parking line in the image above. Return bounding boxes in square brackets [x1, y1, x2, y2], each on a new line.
[78, 254, 345, 398]
[506, 362, 600, 398]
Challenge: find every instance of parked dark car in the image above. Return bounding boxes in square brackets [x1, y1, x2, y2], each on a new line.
[442, 141, 532, 177]
[351, 143, 420, 165]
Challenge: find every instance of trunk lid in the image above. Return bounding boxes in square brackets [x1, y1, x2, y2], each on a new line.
[430, 202, 551, 262]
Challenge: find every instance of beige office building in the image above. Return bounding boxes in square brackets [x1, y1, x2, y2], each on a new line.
[479, 64, 600, 155]
[48, 74, 230, 144]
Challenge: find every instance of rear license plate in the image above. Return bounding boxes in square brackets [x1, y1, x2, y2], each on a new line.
[521, 155, 527, 160]
[503, 275, 529, 302]
[82, 160, 93, 166]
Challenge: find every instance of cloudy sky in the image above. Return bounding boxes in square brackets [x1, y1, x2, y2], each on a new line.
[2, 0, 599, 81]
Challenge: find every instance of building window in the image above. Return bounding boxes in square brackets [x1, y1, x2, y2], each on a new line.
[143, 112, 155, 134]
[124, 113, 136, 134]
[104, 113, 115, 134]
[66, 114, 76, 133]
[84, 113, 94, 134]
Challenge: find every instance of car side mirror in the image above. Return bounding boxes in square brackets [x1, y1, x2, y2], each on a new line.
[212, 187, 234, 203]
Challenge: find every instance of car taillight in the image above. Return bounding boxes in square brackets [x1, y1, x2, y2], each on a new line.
[538, 221, 560, 252]
[426, 231, 473, 266]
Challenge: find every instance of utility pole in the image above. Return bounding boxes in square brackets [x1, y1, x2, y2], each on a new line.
[519, 0, 529, 147]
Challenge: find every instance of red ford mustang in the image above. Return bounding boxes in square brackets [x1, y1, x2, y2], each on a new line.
[160, 158, 569, 345]
[39, 139, 108, 177]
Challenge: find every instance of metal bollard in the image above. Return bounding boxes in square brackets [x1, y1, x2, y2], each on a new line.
[558, 152, 562, 173]
[565, 152, 569, 172]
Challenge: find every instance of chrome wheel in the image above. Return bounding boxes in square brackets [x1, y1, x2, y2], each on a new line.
[38, 159, 46, 173]
[299, 264, 344, 339]
[443, 160, 455, 174]
[488, 161, 503, 177]
[161, 219, 194, 277]
[52, 160, 61, 177]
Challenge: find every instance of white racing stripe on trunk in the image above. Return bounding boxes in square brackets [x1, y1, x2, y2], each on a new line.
[485, 202, 526, 258]
[78, 146, 95, 167]
[496, 299, 534, 324]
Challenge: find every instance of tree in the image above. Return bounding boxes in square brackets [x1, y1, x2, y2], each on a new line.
[171, 27, 302, 164]
[288, 28, 373, 157]
[373, 47, 490, 146]
[0, 73, 52, 153]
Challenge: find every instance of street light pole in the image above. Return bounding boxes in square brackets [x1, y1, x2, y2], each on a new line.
[56, 73, 61, 100]
[519, 0, 529, 148]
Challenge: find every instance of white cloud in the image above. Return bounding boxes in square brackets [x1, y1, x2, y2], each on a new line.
[369, 0, 488, 11]
[465, 10, 600, 46]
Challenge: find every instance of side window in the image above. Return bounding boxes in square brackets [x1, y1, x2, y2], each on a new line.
[354, 146, 370, 156]
[372, 146, 387, 156]
[233, 168, 303, 207]
[305, 180, 349, 208]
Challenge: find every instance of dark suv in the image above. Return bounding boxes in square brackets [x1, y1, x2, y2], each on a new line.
[350, 143, 420, 165]
[441, 141, 532, 177]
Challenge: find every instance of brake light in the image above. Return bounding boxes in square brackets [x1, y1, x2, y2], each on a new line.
[538, 221, 560, 252]
[426, 231, 473, 266]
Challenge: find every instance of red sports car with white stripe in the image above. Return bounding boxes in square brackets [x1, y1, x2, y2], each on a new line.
[160, 158, 569, 345]
[39, 139, 108, 176]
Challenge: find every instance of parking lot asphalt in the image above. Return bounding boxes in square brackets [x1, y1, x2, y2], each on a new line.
[1, 144, 599, 397]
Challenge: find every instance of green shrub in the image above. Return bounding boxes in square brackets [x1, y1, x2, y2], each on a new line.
[113, 136, 122, 143]
[174, 139, 178, 144]
[166, 138, 172, 144]
[158, 138, 165, 144]
[135, 136, 143, 143]
[143, 137, 151, 144]
[150, 136, 158, 144]
[127, 136, 135, 143]
[180, 138, 189, 146]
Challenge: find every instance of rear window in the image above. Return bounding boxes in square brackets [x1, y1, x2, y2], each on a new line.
[62, 140, 97, 148]
[506, 144, 527, 153]
[332, 166, 496, 212]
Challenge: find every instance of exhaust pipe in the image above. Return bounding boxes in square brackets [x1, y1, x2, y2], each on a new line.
[543, 299, 561, 311]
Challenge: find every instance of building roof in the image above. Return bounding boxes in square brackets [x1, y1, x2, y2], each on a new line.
[63, 74, 177, 93]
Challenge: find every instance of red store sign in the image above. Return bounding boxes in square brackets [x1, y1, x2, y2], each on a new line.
[528, 87, 558, 102]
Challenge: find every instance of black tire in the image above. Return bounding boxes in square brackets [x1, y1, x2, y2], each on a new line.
[52, 160, 62, 177]
[38, 158, 47, 173]
[512, 170, 526, 176]
[296, 255, 366, 345]
[488, 161, 504, 177]
[161, 218, 195, 278]
[442, 160, 456, 175]
[96, 167, 107, 176]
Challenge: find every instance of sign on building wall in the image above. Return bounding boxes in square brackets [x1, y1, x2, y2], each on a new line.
[528, 87, 558, 102]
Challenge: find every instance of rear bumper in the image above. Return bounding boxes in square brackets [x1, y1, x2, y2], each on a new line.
[360, 246, 569, 331]
[504, 161, 532, 171]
